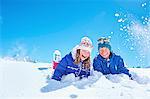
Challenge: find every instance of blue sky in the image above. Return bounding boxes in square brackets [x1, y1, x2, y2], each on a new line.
[1, 0, 150, 67]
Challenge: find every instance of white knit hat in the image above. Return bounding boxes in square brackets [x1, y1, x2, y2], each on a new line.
[77, 37, 93, 53]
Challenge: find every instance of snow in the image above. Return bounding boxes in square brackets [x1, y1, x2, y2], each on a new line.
[130, 47, 134, 51]
[110, 32, 114, 35]
[115, 13, 120, 17]
[141, 3, 146, 7]
[0, 59, 150, 99]
[115, 4, 150, 67]
[118, 18, 123, 22]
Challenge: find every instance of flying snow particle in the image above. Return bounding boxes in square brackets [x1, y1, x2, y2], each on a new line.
[118, 18, 123, 22]
[120, 28, 123, 31]
[145, 18, 148, 21]
[123, 26, 126, 29]
[108, 36, 111, 38]
[130, 47, 134, 51]
[141, 3, 146, 7]
[115, 13, 120, 17]
[110, 32, 114, 34]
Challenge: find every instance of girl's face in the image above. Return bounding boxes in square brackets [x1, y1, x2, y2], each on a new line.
[99, 47, 110, 59]
[80, 49, 90, 61]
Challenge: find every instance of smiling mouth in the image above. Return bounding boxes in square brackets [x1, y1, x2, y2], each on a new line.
[103, 53, 108, 56]
[82, 55, 87, 59]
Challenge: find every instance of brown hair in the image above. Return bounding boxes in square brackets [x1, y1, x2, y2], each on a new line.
[74, 49, 91, 69]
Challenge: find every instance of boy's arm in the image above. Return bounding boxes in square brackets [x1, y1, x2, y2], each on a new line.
[117, 57, 131, 77]
[93, 58, 103, 73]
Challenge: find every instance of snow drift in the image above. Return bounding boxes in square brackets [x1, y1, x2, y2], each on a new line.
[0, 59, 150, 99]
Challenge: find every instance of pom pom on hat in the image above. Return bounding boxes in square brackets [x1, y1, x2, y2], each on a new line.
[77, 37, 93, 53]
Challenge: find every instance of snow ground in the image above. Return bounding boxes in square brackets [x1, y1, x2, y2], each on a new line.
[0, 59, 150, 99]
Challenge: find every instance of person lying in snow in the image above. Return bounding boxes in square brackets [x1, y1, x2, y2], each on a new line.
[93, 37, 132, 78]
[52, 37, 93, 81]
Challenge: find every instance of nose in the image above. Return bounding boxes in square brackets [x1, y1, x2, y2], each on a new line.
[84, 51, 90, 57]
[100, 48, 106, 55]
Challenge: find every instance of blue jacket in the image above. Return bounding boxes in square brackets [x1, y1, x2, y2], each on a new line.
[93, 53, 131, 77]
[52, 52, 90, 81]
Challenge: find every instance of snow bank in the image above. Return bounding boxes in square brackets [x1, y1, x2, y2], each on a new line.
[0, 60, 45, 98]
[1, 60, 150, 99]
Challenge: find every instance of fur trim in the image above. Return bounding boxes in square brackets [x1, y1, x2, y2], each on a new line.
[71, 45, 79, 60]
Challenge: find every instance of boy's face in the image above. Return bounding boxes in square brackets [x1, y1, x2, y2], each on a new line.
[99, 47, 110, 59]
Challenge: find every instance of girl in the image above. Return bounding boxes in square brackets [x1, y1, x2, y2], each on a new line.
[52, 37, 93, 81]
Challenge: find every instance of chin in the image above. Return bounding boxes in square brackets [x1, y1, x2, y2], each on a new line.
[104, 56, 109, 59]
[81, 58, 85, 61]
[102, 55, 109, 59]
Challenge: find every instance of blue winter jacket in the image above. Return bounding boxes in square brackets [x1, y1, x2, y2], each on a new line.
[52, 52, 90, 81]
[93, 53, 131, 77]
